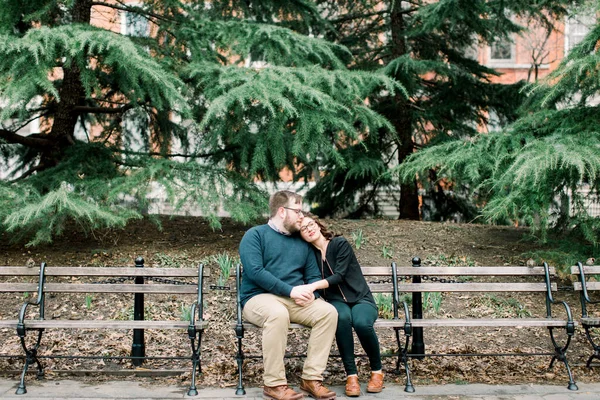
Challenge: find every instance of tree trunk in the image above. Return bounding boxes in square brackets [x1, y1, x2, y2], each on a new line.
[42, 0, 91, 168]
[390, 1, 420, 220]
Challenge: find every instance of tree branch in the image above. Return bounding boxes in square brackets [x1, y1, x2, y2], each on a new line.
[73, 104, 135, 114]
[0, 129, 52, 148]
[91, 1, 173, 23]
[115, 145, 240, 159]
[330, 10, 389, 24]
[8, 164, 45, 183]
[7, 112, 50, 134]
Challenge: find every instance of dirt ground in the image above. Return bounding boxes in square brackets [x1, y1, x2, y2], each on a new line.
[1, 216, 599, 389]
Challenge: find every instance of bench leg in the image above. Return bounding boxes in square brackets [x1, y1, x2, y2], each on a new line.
[235, 329, 246, 395]
[16, 329, 45, 395]
[582, 326, 600, 369]
[548, 327, 578, 391]
[187, 330, 203, 396]
[394, 327, 414, 393]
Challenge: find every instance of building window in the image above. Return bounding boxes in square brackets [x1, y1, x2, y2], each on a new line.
[565, 14, 595, 53]
[462, 43, 479, 61]
[490, 38, 514, 61]
[121, 6, 149, 37]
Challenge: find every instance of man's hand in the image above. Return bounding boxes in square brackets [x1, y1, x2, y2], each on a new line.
[290, 284, 313, 300]
[290, 284, 315, 306]
[294, 291, 315, 307]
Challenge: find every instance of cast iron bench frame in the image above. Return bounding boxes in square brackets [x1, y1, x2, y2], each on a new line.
[397, 261, 577, 392]
[0, 260, 207, 396]
[571, 262, 600, 368]
[233, 262, 412, 395]
[233, 260, 578, 394]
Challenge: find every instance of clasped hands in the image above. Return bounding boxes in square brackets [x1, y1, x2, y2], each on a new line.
[290, 283, 317, 306]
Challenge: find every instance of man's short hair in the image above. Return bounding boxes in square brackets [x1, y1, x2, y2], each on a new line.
[269, 190, 302, 217]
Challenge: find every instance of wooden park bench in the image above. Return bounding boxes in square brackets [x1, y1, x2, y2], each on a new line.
[396, 259, 578, 392]
[571, 262, 600, 368]
[233, 258, 578, 394]
[233, 262, 412, 395]
[0, 258, 208, 396]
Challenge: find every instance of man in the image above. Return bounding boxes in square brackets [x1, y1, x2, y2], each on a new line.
[239, 190, 338, 400]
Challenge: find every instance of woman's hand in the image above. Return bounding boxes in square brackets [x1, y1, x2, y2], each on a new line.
[291, 284, 317, 306]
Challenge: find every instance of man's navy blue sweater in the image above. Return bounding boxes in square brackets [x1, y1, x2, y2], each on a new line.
[239, 224, 321, 307]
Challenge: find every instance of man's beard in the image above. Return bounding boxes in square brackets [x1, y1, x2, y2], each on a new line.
[282, 217, 299, 233]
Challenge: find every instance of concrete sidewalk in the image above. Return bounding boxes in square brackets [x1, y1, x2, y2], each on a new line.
[0, 378, 598, 400]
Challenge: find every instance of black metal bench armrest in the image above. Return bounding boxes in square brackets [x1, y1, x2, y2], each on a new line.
[390, 261, 412, 335]
[400, 300, 412, 336]
[575, 261, 600, 306]
[543, 262, 575, 335]
[235, 263, 244, 339]
[187, 263, 205, 338]
[187, 302, 204, 338]
[17, 262, 47, 337]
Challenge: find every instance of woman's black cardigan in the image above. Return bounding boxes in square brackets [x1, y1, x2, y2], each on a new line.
[314, 236, 374, 304]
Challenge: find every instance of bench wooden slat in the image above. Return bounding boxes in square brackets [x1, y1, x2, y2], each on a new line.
[236, 266, 394, 276]
[570, 265, 600, 274]
[0, 267, 40, 276]
[237, 319, 410, 330]
[43, 283, 199, 294]
[395, 266, 553, 276]
[0, 320, 207, 330]
[410, 318, 572, 328]
[238, 318, 571, 330]
[0, 283, 39, 292]
[367, 283, 394, 293]
[0, 320, 18, 328]
[0, 267, 209, 277]
[396, 282, 553, 292]
[573, 282, 600, 291]
[360, 267, 393, 275]
[581, 317, 600, 326]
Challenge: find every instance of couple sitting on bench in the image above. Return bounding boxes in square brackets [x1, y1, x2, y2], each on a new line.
[239, 190, 384, 400]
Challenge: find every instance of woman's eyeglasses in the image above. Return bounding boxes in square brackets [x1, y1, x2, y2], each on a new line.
[300, 221, 317, 233]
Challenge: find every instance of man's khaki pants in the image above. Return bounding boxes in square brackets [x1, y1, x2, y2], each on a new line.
[243, 293, 338, 387]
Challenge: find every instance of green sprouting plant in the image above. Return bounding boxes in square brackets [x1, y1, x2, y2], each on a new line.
[506, 298, 531, 318]
[84, 294, 93, 309]
[180, 303, 192, 321]
[374, 293, 394, 319]
[153, 251, 189, 268]
[399, 293, 412, 306]
[116, 305, 153, 321]
[521, 248, 585, 280]
[424, 292, 442, 315]
[427, 254, 475, 267]
[212, 252, 236, 287]
[483, 295, 531, 318]
[23, 292, 30, 300]
[351, 229, 366, 250]
[380, 348, 395, 356]
[374, 293, 412, 319]
[381, 245, 393, 259]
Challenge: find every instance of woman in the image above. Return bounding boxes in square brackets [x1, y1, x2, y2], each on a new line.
[299, 214, 384, 397]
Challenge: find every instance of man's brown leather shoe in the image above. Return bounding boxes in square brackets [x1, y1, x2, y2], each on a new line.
[263, 385, 304, 400]
[299, 379, 336, 400]
[345, 375, 361, 397]
[366, 372, 384, 393]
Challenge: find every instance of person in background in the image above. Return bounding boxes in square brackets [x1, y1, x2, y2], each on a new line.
[299, 213, 384, 397]
[239, 191, 338, 400]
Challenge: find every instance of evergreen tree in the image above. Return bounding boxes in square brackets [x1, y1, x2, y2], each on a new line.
[305, 0, 577, 220]
[396, 3, 600, 243]
[0, 0, 400, 245]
